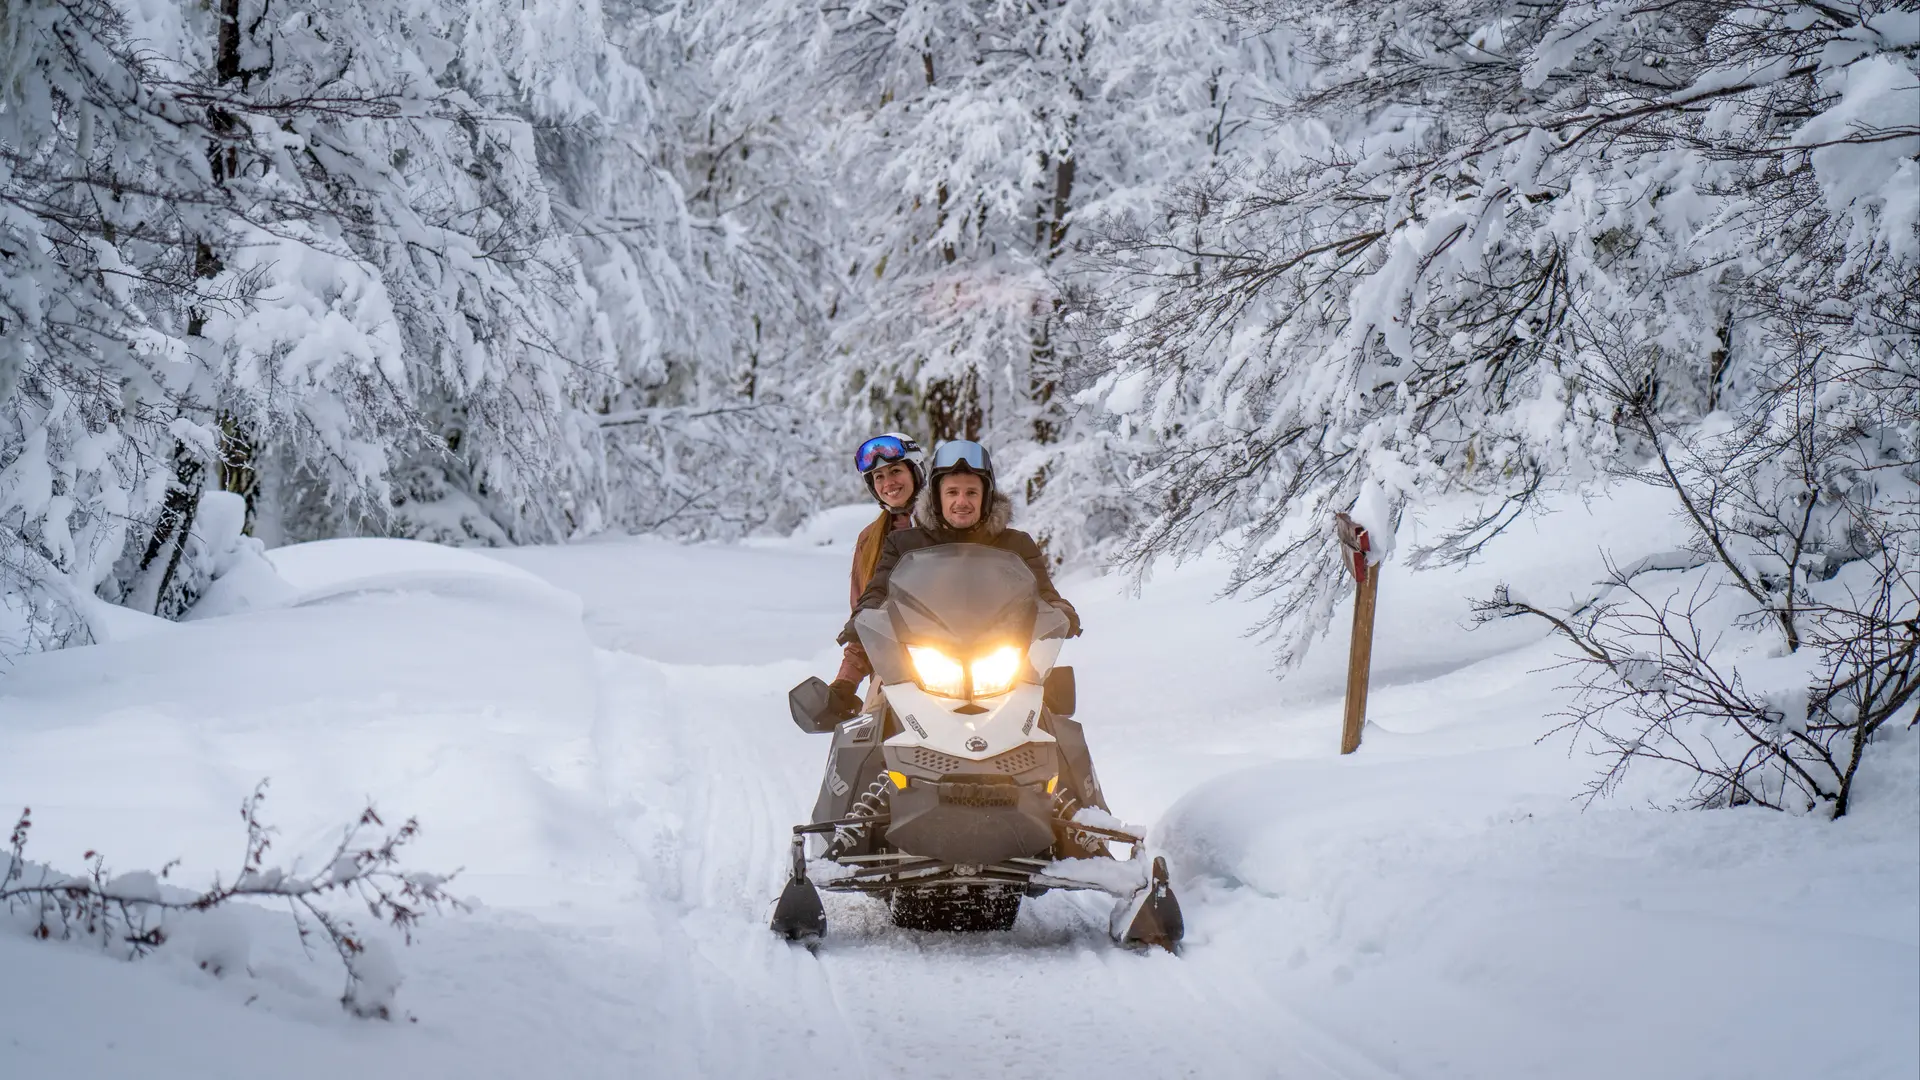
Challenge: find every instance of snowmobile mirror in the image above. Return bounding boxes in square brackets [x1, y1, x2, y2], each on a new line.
[788, 677, 843, 734]
[1044, 666, 1076, 717]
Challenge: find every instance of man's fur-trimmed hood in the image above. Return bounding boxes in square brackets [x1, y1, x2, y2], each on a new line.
[914, 481, 1013, 541]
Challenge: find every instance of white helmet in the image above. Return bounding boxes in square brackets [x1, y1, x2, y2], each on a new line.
[854, 432, 924, 505]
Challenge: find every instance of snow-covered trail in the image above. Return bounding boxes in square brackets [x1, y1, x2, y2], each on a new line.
[1, 499, 1913, 1079]
[489, 532, 1398, 1080]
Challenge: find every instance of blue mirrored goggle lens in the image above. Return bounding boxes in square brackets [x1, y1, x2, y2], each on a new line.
[931, 440, 989, 472]
[855, 435, 911, 474]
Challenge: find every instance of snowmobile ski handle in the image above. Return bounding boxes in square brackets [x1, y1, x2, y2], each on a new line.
[792, 815, 892, 835]
[1050, 818, 1143, 844]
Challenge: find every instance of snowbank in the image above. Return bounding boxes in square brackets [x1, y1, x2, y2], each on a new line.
[0, 539, 605, 907]
[1156, 731, 1920, 1080]
[266, 537, 552, 594]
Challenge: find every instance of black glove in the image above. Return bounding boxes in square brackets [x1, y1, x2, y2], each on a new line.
[827, 678, 862, 720]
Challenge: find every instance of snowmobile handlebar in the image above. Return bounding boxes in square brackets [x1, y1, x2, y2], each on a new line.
[787, 676, 844, 734]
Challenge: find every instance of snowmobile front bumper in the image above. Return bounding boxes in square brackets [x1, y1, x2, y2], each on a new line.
[882, 776, 1057, 867]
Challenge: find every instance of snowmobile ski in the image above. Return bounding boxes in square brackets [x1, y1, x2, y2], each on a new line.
[768, 834, 825, 945]
[1112, 855, 1184, 952]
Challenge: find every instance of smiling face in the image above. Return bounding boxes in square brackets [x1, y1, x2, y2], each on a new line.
[938, 472, 985, 530]
[869, 460, 916, 511]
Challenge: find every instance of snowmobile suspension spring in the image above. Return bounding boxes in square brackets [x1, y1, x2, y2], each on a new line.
[1051, 791, 1104, 856]
[824, 771, 891, 860]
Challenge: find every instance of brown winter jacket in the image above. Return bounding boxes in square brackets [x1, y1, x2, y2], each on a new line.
[840, 484, 1078, 650]
[835, 508, 914, 685]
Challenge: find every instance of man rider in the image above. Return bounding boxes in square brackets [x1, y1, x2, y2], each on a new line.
[838, 440, 1105, 848]
[843, 439, 1080, 656]
[824, 432, 925, 719]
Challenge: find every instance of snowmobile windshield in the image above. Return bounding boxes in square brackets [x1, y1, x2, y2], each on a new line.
[854, 545, 1070, 689]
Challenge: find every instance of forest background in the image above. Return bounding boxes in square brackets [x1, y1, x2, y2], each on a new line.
[5, 0, 1915, 793]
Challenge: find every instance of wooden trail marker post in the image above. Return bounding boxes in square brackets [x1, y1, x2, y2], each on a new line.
[1334, 512, 1379, 755]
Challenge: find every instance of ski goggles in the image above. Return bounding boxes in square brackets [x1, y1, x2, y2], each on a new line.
[931, 440, 992, 474]
[855, 434, 921, 475]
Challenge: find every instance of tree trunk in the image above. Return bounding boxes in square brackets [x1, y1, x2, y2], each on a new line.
[926, 369, 982, 443]
[139, 444, 206, 613]
[218, 412, 258, 533]
[208, 0, 260, 532]
[1830, 722, 1867, 820]
[922, 49, 956, 266]
[1027, 121, 1077, 462]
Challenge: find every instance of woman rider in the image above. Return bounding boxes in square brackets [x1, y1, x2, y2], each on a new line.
[824, 432, 925, 719]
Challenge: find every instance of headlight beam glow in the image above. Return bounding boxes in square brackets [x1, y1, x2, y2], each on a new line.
[907, 645, 967, 698]
[969, 645, 1024, 698]
[906, 644, 1027, 699]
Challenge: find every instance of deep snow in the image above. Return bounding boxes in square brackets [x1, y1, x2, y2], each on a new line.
[0, 495, 1914, 1079]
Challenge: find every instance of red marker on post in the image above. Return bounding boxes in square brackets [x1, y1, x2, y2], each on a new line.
[1333, 512, 1378, 755]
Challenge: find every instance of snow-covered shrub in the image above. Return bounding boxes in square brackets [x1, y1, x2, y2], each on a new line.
[1088, 0, 1920, 664]
[1, 782, 459, 1019]
[1477, 323, 1918, 817]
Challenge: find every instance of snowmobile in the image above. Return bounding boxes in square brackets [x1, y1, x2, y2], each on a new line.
[770, 544, 1183, 950]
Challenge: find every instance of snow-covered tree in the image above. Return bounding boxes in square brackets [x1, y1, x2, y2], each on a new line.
[572, 0, 844, 538]
[1090, 0, 1920, 662]
[1, 0, 680, 657]
[2, 0, 425, 648]
[697, 0, 1283, 552]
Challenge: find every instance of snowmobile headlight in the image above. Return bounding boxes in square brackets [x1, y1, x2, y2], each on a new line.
[908, 646, 967, 698]
[969, 645, 1024, 698]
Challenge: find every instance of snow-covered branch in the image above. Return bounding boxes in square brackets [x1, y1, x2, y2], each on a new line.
[1475, 316, 1918, 815]
[2, 781, 460, 1018]
[1088, 0, 1919, 665]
